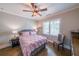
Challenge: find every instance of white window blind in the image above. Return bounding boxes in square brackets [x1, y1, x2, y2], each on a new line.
[43, 21, 49, 35]
[43, 19, 60, 36]
[50, 20, 60, 36]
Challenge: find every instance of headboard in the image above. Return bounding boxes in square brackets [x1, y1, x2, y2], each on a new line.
[18, 29, 35, 35]
[19, 29, 35, 32]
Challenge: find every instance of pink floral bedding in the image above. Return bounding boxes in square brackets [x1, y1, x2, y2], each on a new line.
[19, 35, 47, 56]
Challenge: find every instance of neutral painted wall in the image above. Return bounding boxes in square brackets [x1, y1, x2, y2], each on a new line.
[0, 11, 36, 49]
[36, 8, 79, 49]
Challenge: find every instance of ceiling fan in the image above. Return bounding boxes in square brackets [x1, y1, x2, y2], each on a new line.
[23, 3, 47, 16]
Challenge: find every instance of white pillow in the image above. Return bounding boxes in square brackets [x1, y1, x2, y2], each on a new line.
[22, 32, 30, 36]
[31, 31, 36, 35]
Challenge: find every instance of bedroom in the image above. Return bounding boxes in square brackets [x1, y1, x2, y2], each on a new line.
[0, 3, 79, 56]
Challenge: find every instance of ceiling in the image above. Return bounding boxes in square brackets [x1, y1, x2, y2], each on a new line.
[0, 3, 79, 20]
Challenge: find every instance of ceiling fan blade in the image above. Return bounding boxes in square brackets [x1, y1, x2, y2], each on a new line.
[39, 8, 47, 11]
[23, 4, 32, 9]
[31, 3, 35, 7]
[36, 12, 42, 16]
[23, 10, 32, 12]
[31, 3, 35, 8]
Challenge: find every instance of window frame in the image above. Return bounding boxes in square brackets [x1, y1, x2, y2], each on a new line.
[42, 19, 60, 36]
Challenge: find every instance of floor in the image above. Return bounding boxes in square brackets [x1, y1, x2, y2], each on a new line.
[0, 46, 21, 56]
[0, 42, 71, 56]
[72, 38, 79, 56]
[36, 42, 71, 56]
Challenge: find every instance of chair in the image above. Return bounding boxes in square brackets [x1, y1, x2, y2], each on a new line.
[53, 33, 65, 50]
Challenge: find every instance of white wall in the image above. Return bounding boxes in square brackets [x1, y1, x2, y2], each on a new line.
[0, 11, 36, 49]
[37, 8, 79, 49]
[0, 11, 36, 32]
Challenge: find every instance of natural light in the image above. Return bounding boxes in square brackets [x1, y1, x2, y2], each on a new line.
[43, 19, 60, 36]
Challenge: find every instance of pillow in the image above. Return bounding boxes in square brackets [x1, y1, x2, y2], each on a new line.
[31, 31, 36, 35]
[22, 32, 30, 36]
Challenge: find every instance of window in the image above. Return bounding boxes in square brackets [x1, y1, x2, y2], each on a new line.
[43, 19, 60, 36]
[43, 21, 49, 35]
[50, 20, 60, 36]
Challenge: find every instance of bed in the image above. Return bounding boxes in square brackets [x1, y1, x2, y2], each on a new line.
[19, 30, 47, 56]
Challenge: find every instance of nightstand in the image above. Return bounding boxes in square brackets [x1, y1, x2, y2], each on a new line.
[10, 37, 20, 48]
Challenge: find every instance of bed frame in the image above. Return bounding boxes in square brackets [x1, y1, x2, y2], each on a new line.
[31, 43, 46, 56]
[18, 29, 47, 56]
[19, 29, 47, 56]
[20, 43, 46, 56]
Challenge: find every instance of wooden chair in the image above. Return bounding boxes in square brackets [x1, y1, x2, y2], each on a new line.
[53, 33, 65, 50]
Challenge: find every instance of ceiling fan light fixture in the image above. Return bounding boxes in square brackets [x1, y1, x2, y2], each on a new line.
[23, 3, 47, 16]
[33, 12, 38, 16]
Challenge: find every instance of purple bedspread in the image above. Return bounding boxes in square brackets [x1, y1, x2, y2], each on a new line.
[19, 35, 47, 56]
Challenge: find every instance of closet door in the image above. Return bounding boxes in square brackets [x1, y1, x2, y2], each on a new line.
[72, 32, 79, 55]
